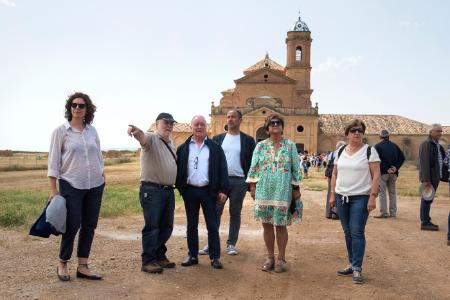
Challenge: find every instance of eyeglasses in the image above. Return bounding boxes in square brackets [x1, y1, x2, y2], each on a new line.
[269, 120, 281, 127]
[71, 103, 86, 109]
[194, 156, 198, 169]
[349, 128, 364, 134]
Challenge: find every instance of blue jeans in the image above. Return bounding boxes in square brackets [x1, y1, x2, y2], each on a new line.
[336, 194, 369, 272]
[216, 177, 248, 246]
[139, 184, 175, 265]
[59, 179, 104, 261]
[420, 198, 434, 224]
[182, 186, 221, 260]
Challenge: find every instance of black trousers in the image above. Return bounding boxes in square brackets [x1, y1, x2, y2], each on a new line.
[59, 179, 104, 261]
[182, 186, 221, 260]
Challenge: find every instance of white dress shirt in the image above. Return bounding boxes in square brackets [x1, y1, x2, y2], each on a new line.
[187, 138, 210, 187]
[48, 122, 105, 190]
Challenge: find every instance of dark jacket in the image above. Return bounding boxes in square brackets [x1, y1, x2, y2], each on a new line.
[374, 139, 405, 176]
[419, 137, 446, 188]
[176, 135, 230, 197]
[29, 202, 62, 238]
[212, 131, 256, 178]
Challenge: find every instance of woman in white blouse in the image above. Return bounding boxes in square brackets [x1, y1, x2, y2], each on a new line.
[48, 92, 105, 281]
[330, 119, 380, 284]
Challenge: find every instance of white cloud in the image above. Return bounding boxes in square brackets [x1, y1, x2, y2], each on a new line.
[1, 0, 16, 7]
[313, 56, 363, 74]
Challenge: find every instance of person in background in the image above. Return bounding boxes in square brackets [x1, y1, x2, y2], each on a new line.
[374, 130, 405, 218]
[48, 92, 105, 281]
[418, 124, 446, 231]
[330, 119, 380, 284]
[247, 114, 302, 273]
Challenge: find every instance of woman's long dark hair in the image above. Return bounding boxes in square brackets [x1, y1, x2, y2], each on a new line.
[64, 92, 96, 124]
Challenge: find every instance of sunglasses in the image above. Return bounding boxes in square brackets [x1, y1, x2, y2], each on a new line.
[349, 128, 364, 134]
[269, 120, 282, 127]
[193, 156, 199, 169]
[71, 103, 86, 109]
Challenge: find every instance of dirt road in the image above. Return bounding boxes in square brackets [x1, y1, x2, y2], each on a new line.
[1, 190, 449, 299]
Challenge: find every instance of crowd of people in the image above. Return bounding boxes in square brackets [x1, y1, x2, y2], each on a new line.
[44, 92, 450, 285]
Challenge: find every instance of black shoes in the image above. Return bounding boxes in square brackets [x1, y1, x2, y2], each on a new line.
[210, 259, 223, 269]
[181, 256, 199, 267]
[421, 222, 439, 231]
[157, 258, 176, 269]
[337, 266, 353, 276]
[352, 271, 364, 284]
[141, 262, 163, 274]
[76, 269, 103, 280]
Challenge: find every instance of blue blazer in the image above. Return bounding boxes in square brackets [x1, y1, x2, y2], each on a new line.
[29, 202, 61, 238]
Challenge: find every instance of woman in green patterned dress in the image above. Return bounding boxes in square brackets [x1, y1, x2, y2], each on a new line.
[247, 114, 302, 273]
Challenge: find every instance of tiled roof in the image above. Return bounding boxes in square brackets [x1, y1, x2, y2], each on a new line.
[319, 114, 430, 135]
[443, 126, 450, 134]
[244, 54, 285, 75]
[148, 123, 211, 133]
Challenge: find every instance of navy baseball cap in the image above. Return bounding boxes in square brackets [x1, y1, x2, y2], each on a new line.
[156, 112, 176, 123]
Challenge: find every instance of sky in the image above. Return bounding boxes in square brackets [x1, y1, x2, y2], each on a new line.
[1, 0, 449, 151]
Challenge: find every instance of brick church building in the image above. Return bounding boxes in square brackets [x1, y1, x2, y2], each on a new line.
[151, 14, 449, 159]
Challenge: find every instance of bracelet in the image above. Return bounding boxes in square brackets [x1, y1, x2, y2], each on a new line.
[370, 192, 378, 197]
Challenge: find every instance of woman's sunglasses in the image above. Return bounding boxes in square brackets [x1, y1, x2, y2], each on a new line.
[71, 103, 86, 109]
[269, 120, 282, 127]
[349, 127, 364, 134]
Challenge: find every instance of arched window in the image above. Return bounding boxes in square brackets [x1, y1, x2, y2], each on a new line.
[256, 127, 269, 142]
[296, 46, 302, 62]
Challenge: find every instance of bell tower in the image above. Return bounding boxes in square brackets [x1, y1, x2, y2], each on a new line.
[285, 13, 313, 108]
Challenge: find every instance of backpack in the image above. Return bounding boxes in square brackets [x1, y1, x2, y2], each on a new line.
[324, 152, 335, 178]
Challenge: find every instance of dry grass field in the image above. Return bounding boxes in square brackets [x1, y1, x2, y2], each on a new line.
[0, 157, 449, 299]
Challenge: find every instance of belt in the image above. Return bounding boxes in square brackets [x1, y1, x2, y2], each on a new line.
[141, 181, 174, 190]
[229, 176, 245, 179]
[187, 184, 208, 189]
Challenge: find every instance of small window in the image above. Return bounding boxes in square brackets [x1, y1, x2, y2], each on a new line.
[296, 46, 302, 61]
[297, 125, 304, 133]
[262, 110, 266, 114]
[264, 74, 268, 79]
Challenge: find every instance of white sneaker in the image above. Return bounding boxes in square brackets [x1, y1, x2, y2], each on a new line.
[227, 244, 238, 255]
[199, 245, 209, 255]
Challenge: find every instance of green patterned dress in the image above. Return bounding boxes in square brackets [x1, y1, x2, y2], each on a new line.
[246, 138, 302, 225]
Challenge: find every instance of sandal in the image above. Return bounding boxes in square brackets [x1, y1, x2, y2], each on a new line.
[76, 263, 103, 280]
[261, 257, 275, 272]
[57, 260, 70, 282]
[274, 259, 287, 273]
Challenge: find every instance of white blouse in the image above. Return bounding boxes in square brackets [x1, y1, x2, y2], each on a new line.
[335, 144, 380, 196]
[48, 122, 105, 190]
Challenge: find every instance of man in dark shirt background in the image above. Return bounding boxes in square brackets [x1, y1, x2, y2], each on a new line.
[374, 130, 405, 218]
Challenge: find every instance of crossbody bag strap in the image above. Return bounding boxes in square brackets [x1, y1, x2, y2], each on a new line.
[159, 138, 177, 162]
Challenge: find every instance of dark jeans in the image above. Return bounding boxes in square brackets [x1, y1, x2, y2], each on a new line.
[420, 182, 439, 224]
[336, 194, 369, 272]
[59, 179, 104, 261]
[139, 184, 175, 265]
[216, 177, 248, 246]
[182, 186, 220, 260]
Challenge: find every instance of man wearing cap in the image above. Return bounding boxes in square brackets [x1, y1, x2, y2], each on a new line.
[198, 109, 256, 256]
[128, 113, 178, 274]
[374, 130, 405, 218]
[419, 123, 446, 231]
[176, 115, 230, 269]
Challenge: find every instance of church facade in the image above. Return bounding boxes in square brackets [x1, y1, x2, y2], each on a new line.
[151, 15, 449, 159]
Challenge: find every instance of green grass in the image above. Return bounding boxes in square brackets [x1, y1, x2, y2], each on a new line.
[0, 186, 183, 228]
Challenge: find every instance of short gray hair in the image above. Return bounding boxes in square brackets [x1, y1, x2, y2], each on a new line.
[191, 115, 206, 125]
[428, 123, 442, 134]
